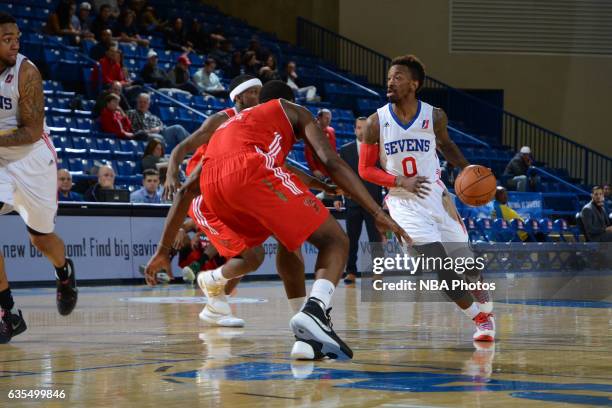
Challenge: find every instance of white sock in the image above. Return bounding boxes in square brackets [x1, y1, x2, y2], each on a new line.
[462, 302, 480, 319]
[210, 266, 228, 284]
[309, 279, 335, 309]
[288, 297, 306, 313]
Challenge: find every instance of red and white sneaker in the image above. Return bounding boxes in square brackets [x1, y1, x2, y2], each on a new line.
[473, 312, 495, 342]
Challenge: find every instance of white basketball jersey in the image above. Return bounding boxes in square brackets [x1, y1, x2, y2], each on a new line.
[0, 54, 48, 163]
[377, 100, 443, 200]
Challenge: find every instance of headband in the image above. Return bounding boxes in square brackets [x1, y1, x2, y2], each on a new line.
[229, 78, 262, 102]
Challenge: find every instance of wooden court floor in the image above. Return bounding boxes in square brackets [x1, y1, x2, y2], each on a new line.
[0, 281, 610, 407]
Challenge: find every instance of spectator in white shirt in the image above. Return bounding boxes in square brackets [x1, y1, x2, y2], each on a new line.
[193, 58, 226, 97]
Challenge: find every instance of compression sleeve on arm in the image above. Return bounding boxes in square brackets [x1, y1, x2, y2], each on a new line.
[358, 143, 396, 188]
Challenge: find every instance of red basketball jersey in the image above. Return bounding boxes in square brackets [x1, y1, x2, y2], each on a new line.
[203, 99, 295, 168]
[186, 107, 237, 176]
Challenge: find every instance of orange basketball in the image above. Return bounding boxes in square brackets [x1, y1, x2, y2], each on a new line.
[454, 165, 497, 207]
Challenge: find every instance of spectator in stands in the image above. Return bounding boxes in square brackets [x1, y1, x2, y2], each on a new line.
[100, 93, 146, 140]
[91, 4, 114, 40]
[84, 164, 116, 201]
[130, 169, 162, 204]
[193, 59, 226, 97]
[46, 0, 82, 45]
[141, 139, 168, 171]
[242, 51, 261, 76]
[167, 55, 201, 95]
[283, 61, 319, 102]
[604, 184, 612, 210]
[491, 186, 528, 241]
[89, 28, 113, 61]
[209, 39, 232, 71]
[247, 38, 269, 62]
[259, 55, 281, 83]
[228, 51, 243, 78]
[95, 44, 130, 87]
[138, 5, 166, 34]
[140, 49, 172, 88]
[186, 19, 210, 54]
[57, 169, 83, 202]
[94, 80, 130, 116]
[92, 0, 121, 18]
[127, 93, 189, 150]
[74, 2, 95, 41]
[112, 9, 149, 47]
[580, 186, 612, 242]
[504, 146, 539, 192]
[305, 109, 337, 179]
[165, 17, 192, 52]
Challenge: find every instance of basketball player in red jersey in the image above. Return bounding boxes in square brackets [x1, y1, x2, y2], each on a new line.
[358, 55, 495, 342]
[160, 75, 330, 328]
[0, 13, 77, 343]
[146, 81, 411, 359]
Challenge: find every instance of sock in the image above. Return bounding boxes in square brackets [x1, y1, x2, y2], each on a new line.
[0, 288, 15, 311]
[288, 296, 306, 313]
[309, 279, 335, 310]
[55, 260, 71, 281]
[462, 302, 480, 319]
[210, 265, 228, 284]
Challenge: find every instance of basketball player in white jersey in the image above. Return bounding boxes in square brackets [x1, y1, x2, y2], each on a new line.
[0, 13, 77, 343]
[359, 55, 495, 342]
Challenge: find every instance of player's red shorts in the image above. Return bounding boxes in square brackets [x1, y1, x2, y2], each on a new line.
[188, 195, 249, 258]
[200, 151, 330, 252]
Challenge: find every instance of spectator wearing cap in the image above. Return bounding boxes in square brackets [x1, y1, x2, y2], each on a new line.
[140, 49, 172, 88]
[167, 54, 201, 95]
[503, 146, 540, 192]
[128, 93, 189, 150]
[305, 109, 337, 179]
[57, 169, 83, 202]
[283, 60, 319, 102]
[130, 169, 163, 204]
[193, 58, 226, 97]
[74, 2, 95, 41]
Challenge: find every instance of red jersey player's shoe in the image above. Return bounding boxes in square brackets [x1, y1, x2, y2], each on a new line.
[197, 268, 245, 327]
[473, 312, 496, 342]
[0, 308, 27, 344]
[290, 298, 353, 360]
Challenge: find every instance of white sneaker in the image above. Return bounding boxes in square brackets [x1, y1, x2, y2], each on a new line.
[473, 312, 496, 342]
[197, 270, 230, 316]
[290, 340, 319, 360]
[290, 361, 315, 379]
[182, 265, 197, 284]
[199, 305, 244, 327]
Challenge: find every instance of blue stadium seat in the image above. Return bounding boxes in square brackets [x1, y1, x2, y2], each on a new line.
[88, 149, 112, 160]
[71, 137, 94, 150]
[509, 219, 527, 242]
[552, 219, 571, 242]
[524, 218, 542, 241]
[116, 161, 137, 176]
[538, 218, 553, 240]
[476, 218, 493, 242]
[492, 218, 514, 242]
[62, 148, 87, 158]
[69, 128, 91, 138]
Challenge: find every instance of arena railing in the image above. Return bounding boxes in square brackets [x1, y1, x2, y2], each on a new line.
[297, 17, 612, 186]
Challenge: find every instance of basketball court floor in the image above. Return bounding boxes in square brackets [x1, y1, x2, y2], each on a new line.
[0, 280, 610, 407]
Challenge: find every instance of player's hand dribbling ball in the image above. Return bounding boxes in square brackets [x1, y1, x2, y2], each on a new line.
[454, 165, 497, 207]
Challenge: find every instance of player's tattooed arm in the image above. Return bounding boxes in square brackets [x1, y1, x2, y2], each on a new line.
[433, 108, 469, 169]
[0, 62, 44, 147]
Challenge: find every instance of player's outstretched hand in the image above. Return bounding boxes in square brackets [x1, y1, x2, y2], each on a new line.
[374, 210, 413, 246]
[163, 170, 181, 201]
[396, 175, 431, 199]
[144, 251, 172, 287]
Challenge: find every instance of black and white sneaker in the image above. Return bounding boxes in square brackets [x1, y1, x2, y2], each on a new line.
[56, 258, 78, 316]
[0, 308, 27, 344]
[289, 298, 353, 359]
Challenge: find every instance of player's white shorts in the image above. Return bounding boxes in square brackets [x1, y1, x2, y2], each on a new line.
[0, 138, 58, 234]
[385, 186, 468, 245]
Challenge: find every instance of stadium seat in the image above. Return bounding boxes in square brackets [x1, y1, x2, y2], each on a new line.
[509, 219, 527, 242]
[492, 218, 514, 242]
[552, 219, 572, 242]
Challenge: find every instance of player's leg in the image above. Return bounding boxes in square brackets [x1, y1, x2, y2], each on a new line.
[0, 250, 27, 343]
[344, 206, 362, 284]
[276, 244, 306, 310]
[289, 214, 353, 360]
